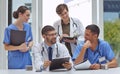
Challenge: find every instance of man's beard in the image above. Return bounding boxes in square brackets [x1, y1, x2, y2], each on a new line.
[46, 37, 56, 44]
[50, 38, 56, 44]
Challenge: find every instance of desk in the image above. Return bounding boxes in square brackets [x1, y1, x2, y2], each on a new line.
[0, 67, 120, 74]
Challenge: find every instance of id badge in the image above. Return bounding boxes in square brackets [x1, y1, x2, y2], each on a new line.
[99, 56, 106, 63]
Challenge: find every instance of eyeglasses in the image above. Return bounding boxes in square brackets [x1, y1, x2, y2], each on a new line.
[46, 33, 57, 37]
[59, 11, 68, 16]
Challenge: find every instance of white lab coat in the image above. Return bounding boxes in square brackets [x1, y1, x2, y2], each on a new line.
[32, 42, 73, 71]
[53, 17, 84, 54]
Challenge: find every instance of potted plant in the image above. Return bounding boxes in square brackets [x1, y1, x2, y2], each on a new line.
[104, 20, 120, 59]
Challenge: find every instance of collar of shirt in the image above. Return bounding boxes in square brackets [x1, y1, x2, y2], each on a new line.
[43, 42, 56, 51]
[61, 19, 70, 25]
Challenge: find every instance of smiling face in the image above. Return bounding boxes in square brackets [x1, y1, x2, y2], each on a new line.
[19, 10, 30, 23]
[43, 30, 57, 45]
[84, 24, 100, 43]
[84, 29, 98, 42]
[58, 9, 69, 21]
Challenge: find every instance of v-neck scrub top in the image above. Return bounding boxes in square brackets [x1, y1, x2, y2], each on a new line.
[3, 23, 33, 69]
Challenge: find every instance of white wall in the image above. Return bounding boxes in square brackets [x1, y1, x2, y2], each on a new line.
[67, 0, 92, 28]
[42, 0, 92, 28]
[43, 0, 63, 26]
[67, 0, 103, 38]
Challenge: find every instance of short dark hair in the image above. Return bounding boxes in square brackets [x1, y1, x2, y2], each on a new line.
[86, 24, 100, 36]
[13, 6, 29, 19]
[41, 25, 55, 35]
[56, 4, 68, 14]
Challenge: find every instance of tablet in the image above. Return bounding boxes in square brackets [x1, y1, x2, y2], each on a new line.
[49, 57, 70, 71]
[62, 37, 75, 40]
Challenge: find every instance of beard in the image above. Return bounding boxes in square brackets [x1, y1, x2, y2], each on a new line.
[46, 37, 56, 44]
[50, 38, 56, 44]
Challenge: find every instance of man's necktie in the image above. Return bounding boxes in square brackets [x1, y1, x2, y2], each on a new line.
[48, 47, 52, 61]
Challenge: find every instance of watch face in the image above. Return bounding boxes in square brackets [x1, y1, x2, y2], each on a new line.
[104, 64, 108, 69]
[101, 64, 108, 70]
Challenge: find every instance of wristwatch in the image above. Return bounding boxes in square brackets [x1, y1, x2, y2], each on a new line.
[100, 64, 108, 69]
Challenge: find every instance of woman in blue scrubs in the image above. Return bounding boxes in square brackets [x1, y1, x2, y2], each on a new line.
[3, 6, 33, 69]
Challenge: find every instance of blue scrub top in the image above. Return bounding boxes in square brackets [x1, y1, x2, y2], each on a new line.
[72, 39, 115, 64]
[3, 23, 33, 69]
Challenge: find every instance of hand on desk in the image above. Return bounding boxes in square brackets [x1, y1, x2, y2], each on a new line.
[89, 64, 100, 70]
[43, 61, 51, 69]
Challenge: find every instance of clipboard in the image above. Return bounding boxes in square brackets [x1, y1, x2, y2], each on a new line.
[49, 57, 70, 71]
[10, 30, 26, 46]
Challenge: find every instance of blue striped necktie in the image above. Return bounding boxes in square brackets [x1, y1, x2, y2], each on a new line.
[48, 47, 52, 61]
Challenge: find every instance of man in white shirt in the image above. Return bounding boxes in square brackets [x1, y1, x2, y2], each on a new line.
[32, 25, 72, 71]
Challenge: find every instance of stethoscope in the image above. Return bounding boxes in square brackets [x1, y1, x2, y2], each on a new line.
[57, 18, 78, 36]
[41, 43, 60, 57]
[71, 18, 77, 28]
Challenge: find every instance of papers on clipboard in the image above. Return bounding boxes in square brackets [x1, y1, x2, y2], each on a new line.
[74, 60, 91, 70]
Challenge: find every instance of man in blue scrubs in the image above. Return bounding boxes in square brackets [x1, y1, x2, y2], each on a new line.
[73, 24, 118, 70]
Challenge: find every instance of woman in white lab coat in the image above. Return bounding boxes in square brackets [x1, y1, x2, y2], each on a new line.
[53, 4, 84, 56]
[32, 25, 72, 71]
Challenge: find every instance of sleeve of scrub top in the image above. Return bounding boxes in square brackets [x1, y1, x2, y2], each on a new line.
[72, 42, 83, 61]
[28, 26, 33, 41]
[3, 28, 10, 44]
[26, 25, 33, 43]
[32, 43, 44, 71]
[103, 42, 115, 61]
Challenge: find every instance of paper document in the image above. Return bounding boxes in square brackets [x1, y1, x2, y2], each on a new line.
[74, 60, 91, 70]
